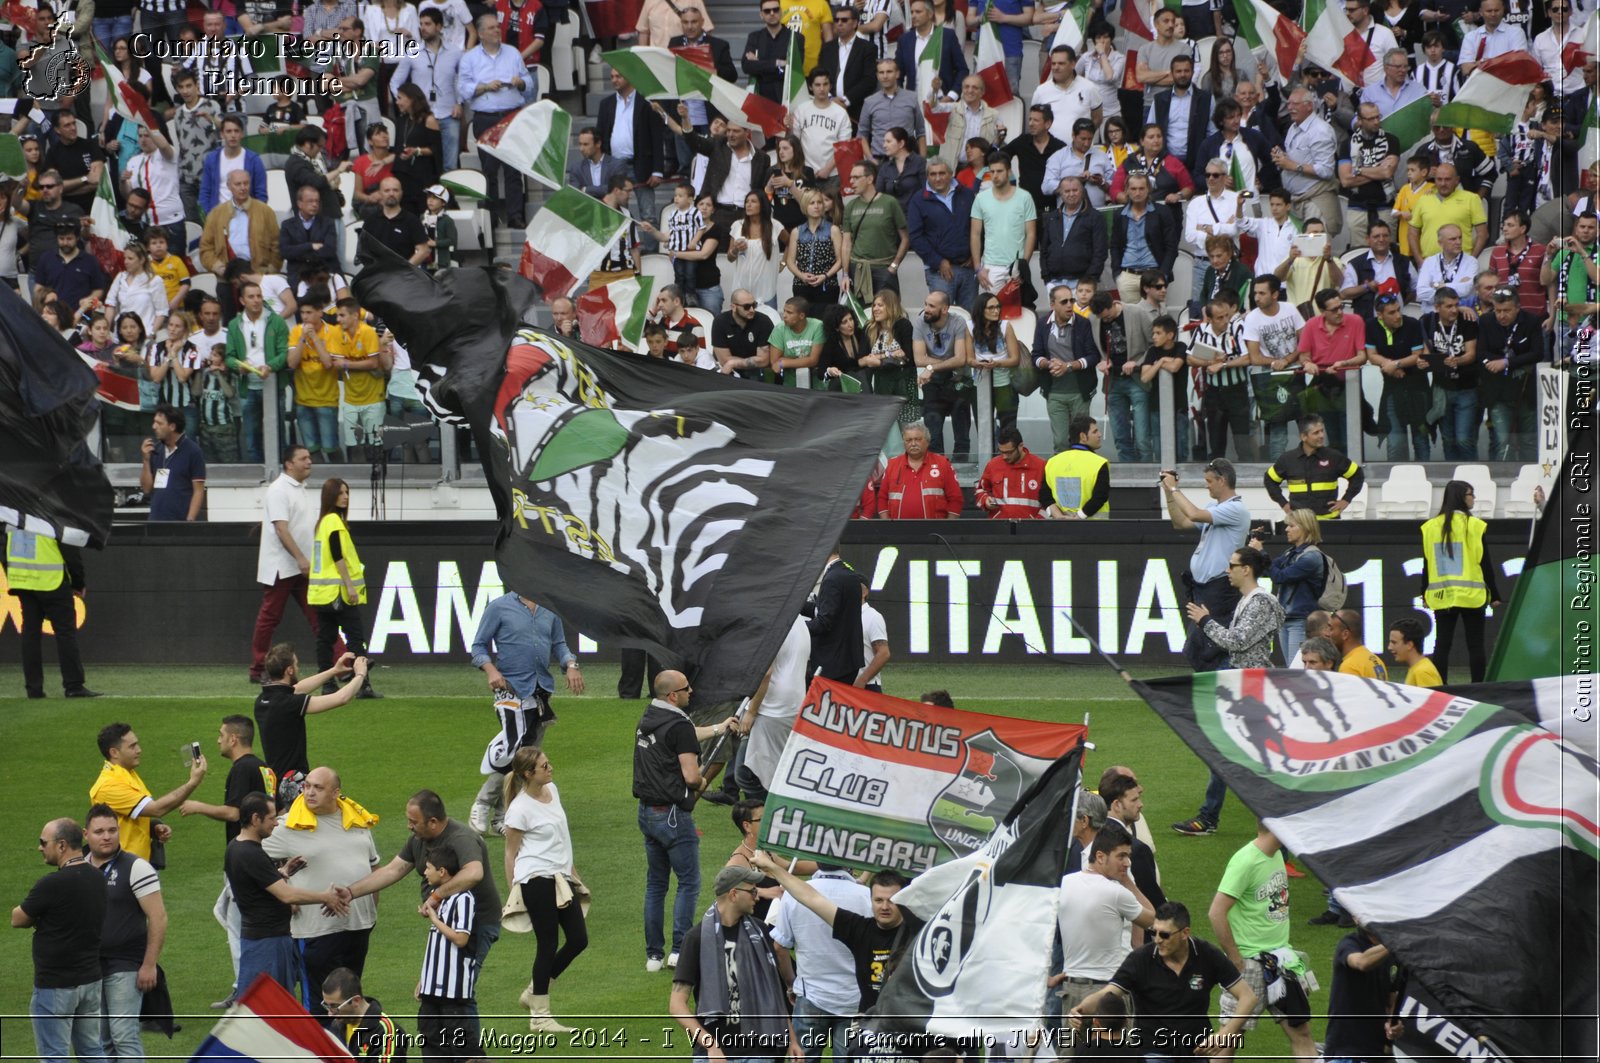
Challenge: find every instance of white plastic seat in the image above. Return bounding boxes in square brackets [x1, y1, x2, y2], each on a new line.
[1503, 464, 1543, 519]
[266, 170, 292, 218]
[1451, 464, 1496, 515]
[188, 272, 218, 297]
[1375, 474, 1432, 519]
[637, 254, 675, 292]
[1386, 462, 1430, 484]
[685, 307, 715, 342]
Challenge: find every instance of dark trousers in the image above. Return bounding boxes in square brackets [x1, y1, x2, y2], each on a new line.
[520, 878, 589, 994]
[301, 927, 371, 1018]
[1203, 381, 1257, 462]
[472, 110, 526, 227]
[252, 574, 343, 679]
[17, 587, 86, 695]
[618, 648, 661, 699]
[1433, 605, 1488, 683]
[417, 997, 479, 1063]
[316, 600, 370, 674]
[1185, 572, 1241, 828]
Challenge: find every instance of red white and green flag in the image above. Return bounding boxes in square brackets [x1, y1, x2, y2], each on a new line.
[1381, 93, 1436, 152]
[89, 164, 129, 252]
[1303, 0, 1375, 87]
[915, 25, 944, 104]
[1050, 0, 1092, 52]
[577, 275, 656, 349]
[975, 18, 1013, 106]
[1437, 51, 1544, 136]
[1232, 0, 1305, 85]
[93, 39, 158, 129]
[476, 101, 571, 191]
[1118, 0, 1158, 42]
[603, 47, 787, 136]
[922, 101, 950, 147]
[518, 187, 631, 297]
[783, 25, 806, 108]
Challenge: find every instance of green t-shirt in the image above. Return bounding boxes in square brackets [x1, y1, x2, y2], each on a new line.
[1551, 244, 1599, 309]
[843, 193, 907, 264]
[971, 187, 1038, 267]
[1216, 841, 1291, 959]
[772, 318, 825, 388]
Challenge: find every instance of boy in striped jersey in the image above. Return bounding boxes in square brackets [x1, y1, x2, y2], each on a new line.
[417, 855, 479, 1061]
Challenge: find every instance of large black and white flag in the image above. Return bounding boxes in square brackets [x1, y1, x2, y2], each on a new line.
[0, 282, 114, 547]
[353, 246, 901, 706]
[1136, 670, 1598, 1062]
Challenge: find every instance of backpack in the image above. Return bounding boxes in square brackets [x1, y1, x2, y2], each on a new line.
[1311, 547, 1347, 611]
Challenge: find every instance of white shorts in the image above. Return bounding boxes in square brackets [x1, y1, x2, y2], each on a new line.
[341, 401, 385, 447]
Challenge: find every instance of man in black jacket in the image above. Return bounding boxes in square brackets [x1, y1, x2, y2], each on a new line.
[1110, 172, 1179, 300]
[1147, 56, 1212, 177]
[819, 5, 876, 125]
[684, 124, 772, 234]
[806, 548, 865, 683]
[1039, 177, 1108, 289]
[279, 184, 341, 289]
[598, 70, 670, 253]
[321, 967, 407, 1060]
[741, 3, 793, 104]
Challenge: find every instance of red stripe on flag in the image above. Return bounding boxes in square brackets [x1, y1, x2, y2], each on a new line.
[519, 244, 580, 298]
[94, 365, 141, 410]
[1564, 41, 1594, 74]
[584, 0, 642, 38]
[1500, 731, 1600, 835]
[1335, 31, 1376, 86]
[922, 102, 950, 145]
[576, 287, 621, 347]
[740, 93, 788, 138]
[670, 44, 714, 71]
[236, 974, 354, 1062]
[477, 109, 520, 150]
[1, 0, 36, 35]
[977, 64, 1012, 107]
[1120, 0, 1154, 41]
[1271, 18, 1306, 86]
[833, 140, 866, 190]
[119, 82, 158, 130]
[1122, 49, 1142, 90]
[1473, 49, 1547, 85]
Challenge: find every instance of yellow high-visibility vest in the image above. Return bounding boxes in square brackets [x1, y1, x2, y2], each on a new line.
[308, 513, 365, 606]
[1043, 448, 1110, 519]
[1420, 513, 1487, 610]
[5, 530, 65, 592]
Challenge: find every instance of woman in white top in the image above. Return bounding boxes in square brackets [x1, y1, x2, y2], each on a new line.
[105, 241, 170, 336]
[503, 746, 587, 1035]
[725, 191, 785, 308]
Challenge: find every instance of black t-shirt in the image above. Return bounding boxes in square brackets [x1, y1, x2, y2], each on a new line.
[240, 0, 292, 25]
[1325, 931, 1394, 1062]
[674, 918, 785, 1053]
[45, 139, 107, 210]
[711, 311, 774, 380]
[692, 223, 729, 289]
[1364, 315, 1427, 394]
[1421, 313, 1478, 390]
[21, 863, 107, 988]
[1101, 313, 1130, 371]
[398, 818, 503, 928]
[224, 753, 276, 847]
[226, 838, 292, 939]
[632, 702, 700, 809]
[366, 209, 429, 261]
[254, 683, 313, 780]
[1109, 937, 1241, 1056]
[830, 908, 903, 1011]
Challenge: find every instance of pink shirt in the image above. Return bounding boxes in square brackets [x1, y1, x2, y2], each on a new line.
[1296, 313, 1365, 369]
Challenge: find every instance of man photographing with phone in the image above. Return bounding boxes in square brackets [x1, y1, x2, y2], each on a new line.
[89, 723, 211, 863]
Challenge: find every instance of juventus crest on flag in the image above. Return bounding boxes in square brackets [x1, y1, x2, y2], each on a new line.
[352, 241, 902, 707]
[1136, 670, 1598, 1062]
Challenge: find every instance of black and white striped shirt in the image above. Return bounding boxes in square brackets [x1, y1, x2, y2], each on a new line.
[419, 892, 477, 1001]
[665, 206, 699, 255]
[1198, 318, 1250, 387]
[139, 0, 188, 13]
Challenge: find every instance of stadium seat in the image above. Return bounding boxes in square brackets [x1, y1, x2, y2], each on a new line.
[1375, 472, 1432, 518]
[638, 254, 675, 292]
[341, 220, 363, 274]
[1004, 307, 1035, 351]
[948, 306, 972, 329]
[685, 306, 715, 340]
[1019, 40, 1042, 98]
[184, 221, 203, 256]
[189, 272, 218, 297]
[1503, 465, 1544, 519]
[1342, 496, 1368, 519]
[754, 303, 783, 333]
[1386, 463, 1429, 485]
[993, 99, 1024, 149]
[1452, 464, 1497, 515]
[266, 170, 292, 220]
[338, 171, 357, 223]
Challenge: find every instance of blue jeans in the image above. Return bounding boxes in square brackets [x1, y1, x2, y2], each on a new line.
[32, 981, 103, 1063]
[1441, 388, 1478, 460]
[923, 265, 978, 313]
[94, 16, 134, 51]
[792, 996, 854, 1063]
[1108, 375, 1154, 462]
[239, 386, 264, 464]
[239, 935, 304, 998]
[1198, 769, 1226, 827]
[1485, 399, 1526, 461]
[468, 919, 501, 974]
[1188, 253, 1208, 319]
[1381, 392, 1430, 461]
[1280, 618, 1306, 664]
[295, 404, 340, 456]
[100, 969, 144, 1061]
[694, 286, 724, 315]
[638, 802, 701, 959]
[437, 115, 461, 172]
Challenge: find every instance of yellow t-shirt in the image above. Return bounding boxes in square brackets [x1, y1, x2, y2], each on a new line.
[1405, 657, 1443, 688]
[1391, 181, 1433, 259]
[324, 322, 385, 407]
[289, 324, 341, 407]
[1339, 649, 1390, 682]
[781, 0, 833, 73]
[149, 253, 191, 305]
[88, 762, 154, 861]
[1410, 188, 1487, 259]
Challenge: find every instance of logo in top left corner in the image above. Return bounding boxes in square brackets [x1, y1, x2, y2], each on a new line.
[18, 11, 92, 105]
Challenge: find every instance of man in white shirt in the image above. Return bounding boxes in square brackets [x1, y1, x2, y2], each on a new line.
[1532, 2, 1588, 96]
[789, 69, 852, 180]
[192, 296, 228, 356]
[1184, 161, 1242, 318]
[1272, 87, 1342, 239]
[1416, 223, 1475, 312]
[1049, 824, 1156, 1021]
[857, 586, 889, 692]
[250, 446, 323, 685]
[737, 616, 811, 791]
[1031, 45, 1101, 144]
[1458, 0, 1528, 78]
[1343, 0, 1398, 86]
[771, 866, 870, 1063]
[124, 123, 186, 253]
[1243, 275, 1307, 458]
[1043, 119, 1115, 209]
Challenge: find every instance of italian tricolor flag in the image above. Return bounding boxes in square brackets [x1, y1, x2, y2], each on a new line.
[1232, 0, 1305, 85]
[518, 187, 631, 298]
[603, 47, 786, 137]
[1051, 0, 1092, 52]
[476, 101, 571, 191]
[974, 19, 1012, 106]
[1302, 0, 1375, 88]
[915, 26, 944, 104]
[783, 27, 806, 108]
[1437, 51, 1544, 136]
[1118, 0, 1159, 42]
[1381, 94, 1436, 152]
[94, 39, 158, 130]
[577, 276, 656, 349]
[90, 164, 129, 252]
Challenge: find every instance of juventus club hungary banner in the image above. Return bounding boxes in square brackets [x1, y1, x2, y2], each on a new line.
[352, 245, 901, 707]
[761, 678, 1087, 873]
[1136, 670, 1599, 1063]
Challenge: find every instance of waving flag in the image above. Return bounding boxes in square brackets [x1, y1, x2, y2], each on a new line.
[1303, 0, 1375, 86]
[1119, 0, 1157, 41]
[352, 250, 903, 709]
[581, 0, 642, 38]
[476, 101, 571, 191]
[577, 275, 655, 349]
[603, 47, 786, 136]
[0, 134, 24, 181]
[974, 18, 1012, 106]
[1135, 669, 1599, 1063]
[1050, 0, 1092, 52]
[89, 165, 129, 252]
[922, 101, 949, 147]
[1436, 51, 1544, 136]
[93, 39, 157, 129]
[915, 25, 944, 103]
[189, 973, 353, 1063]
[783, 25, 806, 107]
[517, 187, 630, 298]
[1232, 0, 1305, 84]
[1381, 93, 1436, 152]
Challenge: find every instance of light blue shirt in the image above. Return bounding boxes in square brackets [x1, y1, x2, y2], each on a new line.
[1148, 88, 1196, 164]
[226, 205, 251, 257]
[610, 89, 637, 161]
[1191, 494, 1250, 584]
[1120, 205, 1156, 270]
[469, 593, 576, 698]
[1365, 76, 1427, 119]
[456, 43, 526, 113]
[925, 184, 955, 212]
[392, 41, 462, 120]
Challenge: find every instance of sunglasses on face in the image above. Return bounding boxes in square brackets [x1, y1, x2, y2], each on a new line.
[735, 301, 757, 310]
[1153, 929, 1181, 940]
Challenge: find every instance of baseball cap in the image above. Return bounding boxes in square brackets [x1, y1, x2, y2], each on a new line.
[425, 184, 448, 201]
[712, 865, 765, 896]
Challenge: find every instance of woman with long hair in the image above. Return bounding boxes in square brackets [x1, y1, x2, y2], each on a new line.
[1378, 0, 1423, 47]
[309, 478, 381, 696]
[969, 291, 1021, 437]
[0, 187, 26, 289]
[767, 134, 814, 238]
[861, 290, 919, 423]
[727, 191, 783, 308]
[392, 82, 443, 213]
[363, 0, 421, 114]
[1097, 118, 1133, 171]
[817, 303, 866, 390]
[786, 189, 842, 306]
[502, 746, 587, 1034]
[1420, 480, 1503, 681]
[106, 241, 169, 336]
[1262, 509, 1326, 663]
[146, 310, 199, 416]
[1202, 36, 1257, 99]
[1185, 546, 1284, 668]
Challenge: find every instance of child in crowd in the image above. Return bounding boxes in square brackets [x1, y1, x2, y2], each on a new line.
[416, 855, 479, 1063]
[1392, 156, 1434, 262]
[195, 343, 241, 463]
[642, 322, 669, 359]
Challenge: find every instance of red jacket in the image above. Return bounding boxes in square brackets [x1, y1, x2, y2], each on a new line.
[878, 453, 963, 519]
[975, 450, 1046, 519]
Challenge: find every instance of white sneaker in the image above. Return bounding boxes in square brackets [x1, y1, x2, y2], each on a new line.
[468, 801, 493, 835]
[666, 951, 679, 968]
[645, 957, 664, 973]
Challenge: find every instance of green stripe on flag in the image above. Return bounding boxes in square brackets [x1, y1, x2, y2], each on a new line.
[620, 277, 656, 349]
[674, 54, 715, 100]
[784, 27, 806, 106]
[1435, 100, 1516, 136]
[1301, 0, 1324, 28]
[837, 373, 863, 394]
[440, 178, 487, 201]
[602, 49, 674, 98]
[0, 133, 24, 181]
[1381, 94, 1435, 152]
[245, 129, 298, 157]
[761, 795, 949, 867]
[534, 107, 571, 189]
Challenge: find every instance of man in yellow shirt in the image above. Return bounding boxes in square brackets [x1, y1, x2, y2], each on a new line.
[781, 0, 834, 74]
[323, 297, 391, 461]
[1329, 609, 1389, 681]
[89, 723, 211, 862]
[1387, 617, 1443, 688]
[1407, 162, 1487, 263]
[288, 298, 343, 459]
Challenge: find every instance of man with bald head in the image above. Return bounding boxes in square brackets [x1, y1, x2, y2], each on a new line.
[261, 766, 380, 1018]
[200, 169, 282, 279]
[550, 296, 578, 338]
[1408, 163, 1488, 266]
[364, 177, 431, 267]
[633, 671, 741, 972]
[14, 818, 106, 1063]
